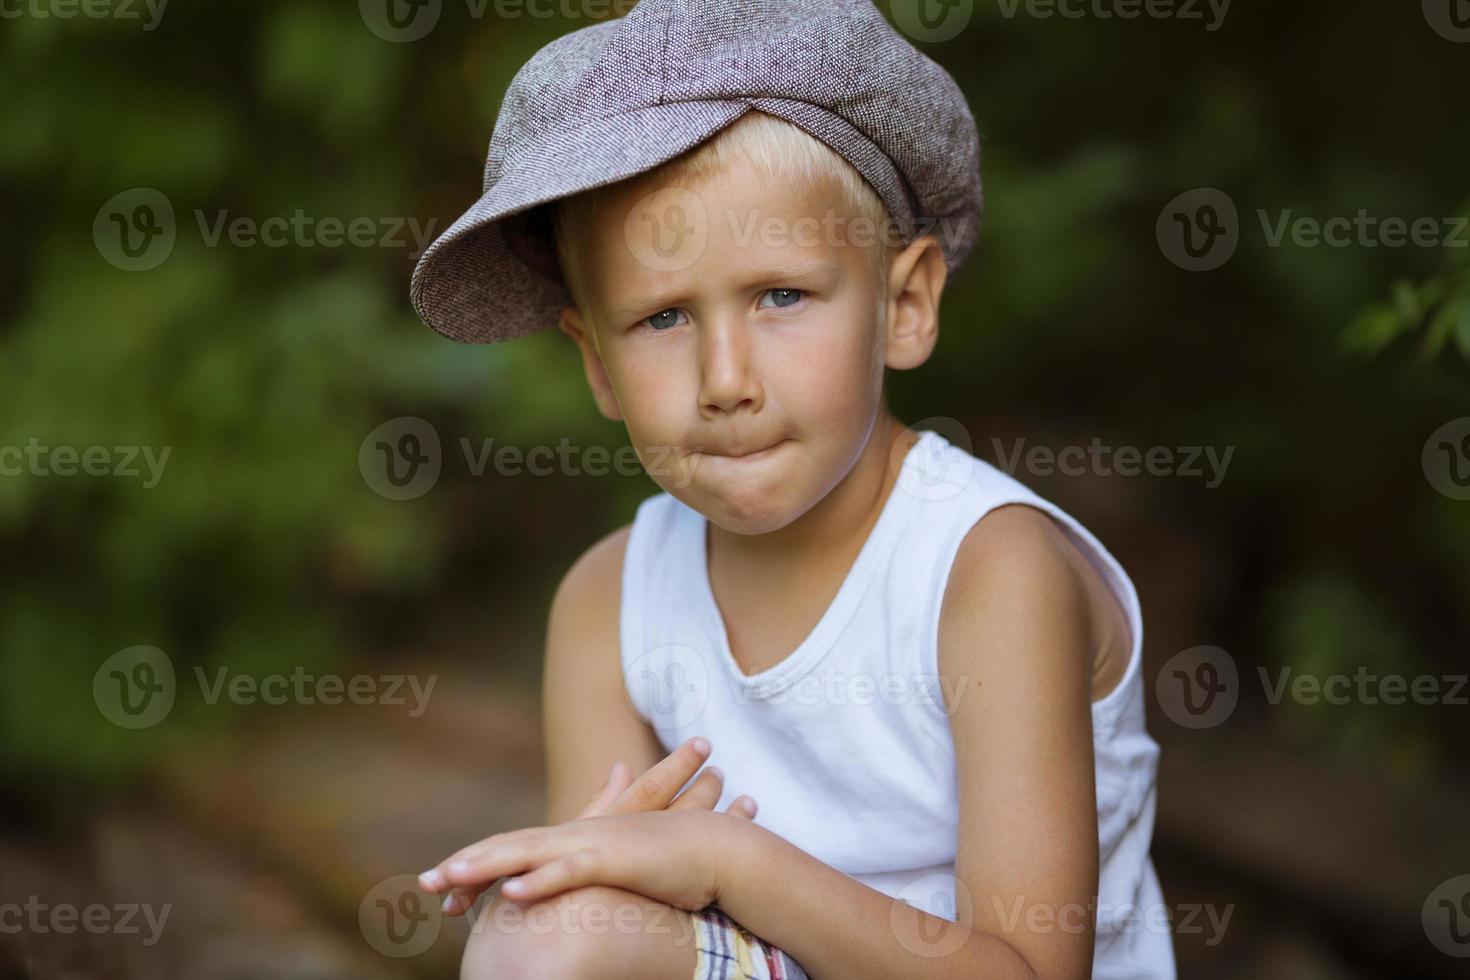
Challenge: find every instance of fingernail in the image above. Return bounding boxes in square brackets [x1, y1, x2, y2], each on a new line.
[419, 869, 445, 890]
[691, 736, 710, 755]
[706, 766, 723, 780]
[441, 894, 457, 913]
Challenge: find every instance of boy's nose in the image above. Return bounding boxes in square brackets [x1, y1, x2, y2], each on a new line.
[698, 319, 764, 418]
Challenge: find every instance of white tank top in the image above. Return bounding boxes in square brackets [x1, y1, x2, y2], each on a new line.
[619, 429, 1176, 978]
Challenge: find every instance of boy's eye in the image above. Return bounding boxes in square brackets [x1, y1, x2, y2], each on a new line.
[760, 288, 804, 309]
[641, 309, 686, 331]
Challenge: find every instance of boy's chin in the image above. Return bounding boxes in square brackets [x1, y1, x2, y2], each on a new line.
[676, 481, 807, 537]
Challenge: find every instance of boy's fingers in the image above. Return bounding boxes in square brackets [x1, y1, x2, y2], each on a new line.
[724, 795, 758, 820]
[666, 766, 724, 811]
[440, 888, 480, 916]
[605, 736, 711, 815]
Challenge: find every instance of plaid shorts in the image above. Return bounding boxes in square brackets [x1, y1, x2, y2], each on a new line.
[691, 905, 810, 980]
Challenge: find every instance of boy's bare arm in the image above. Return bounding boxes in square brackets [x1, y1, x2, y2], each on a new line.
[541, 524, 667, 825]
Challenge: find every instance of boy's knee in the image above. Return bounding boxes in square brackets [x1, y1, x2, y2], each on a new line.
[461, 885, 687, 980]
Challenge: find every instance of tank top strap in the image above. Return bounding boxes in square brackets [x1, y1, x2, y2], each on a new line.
[619, 491, 709, 727]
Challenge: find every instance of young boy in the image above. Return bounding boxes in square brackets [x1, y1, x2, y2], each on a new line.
[412, 1, 1175, 977]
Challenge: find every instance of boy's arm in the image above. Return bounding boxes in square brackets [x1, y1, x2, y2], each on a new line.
[541, 524, 667, 825]
[710, 505, 1104, 979]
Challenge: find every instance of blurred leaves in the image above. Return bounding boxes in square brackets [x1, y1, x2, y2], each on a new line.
[1, 1, 1468, 805]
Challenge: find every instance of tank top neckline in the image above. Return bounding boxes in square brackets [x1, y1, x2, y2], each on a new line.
[690, 430, 938, 697]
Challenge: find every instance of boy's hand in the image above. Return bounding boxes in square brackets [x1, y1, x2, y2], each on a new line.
[577, 736, 758, 820]
[434, 736, 756, 915]
[420, 809, 745, 914]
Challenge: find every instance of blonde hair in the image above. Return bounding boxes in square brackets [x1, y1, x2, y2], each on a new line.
[550, 111, 898, 333]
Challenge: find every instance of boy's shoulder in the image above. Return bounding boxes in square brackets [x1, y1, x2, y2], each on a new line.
[939, 502, 1131, 703]
[553, 521, 631, 614]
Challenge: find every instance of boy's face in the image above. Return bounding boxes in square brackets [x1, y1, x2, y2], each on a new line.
[560, 158, 934, 535]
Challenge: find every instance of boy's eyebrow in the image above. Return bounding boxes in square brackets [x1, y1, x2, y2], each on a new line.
[603, 256, 840, 320]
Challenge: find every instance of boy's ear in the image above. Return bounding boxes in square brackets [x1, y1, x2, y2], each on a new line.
[558, 305, 624, 421]
[883, 234, 947, 371]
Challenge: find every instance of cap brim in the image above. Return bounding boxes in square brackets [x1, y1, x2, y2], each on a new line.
[411, 98, 756, 344]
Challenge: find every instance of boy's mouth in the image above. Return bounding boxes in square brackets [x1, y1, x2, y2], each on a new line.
[699, 439, 787, 460]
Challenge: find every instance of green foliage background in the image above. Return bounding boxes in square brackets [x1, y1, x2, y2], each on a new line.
[1, 2, 1467, 805]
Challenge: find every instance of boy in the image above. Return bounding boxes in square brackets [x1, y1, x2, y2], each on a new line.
[412, 1, 1175, 977]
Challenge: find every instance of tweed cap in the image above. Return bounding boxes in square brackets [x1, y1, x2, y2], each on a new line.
[411, 0, 982, 344]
